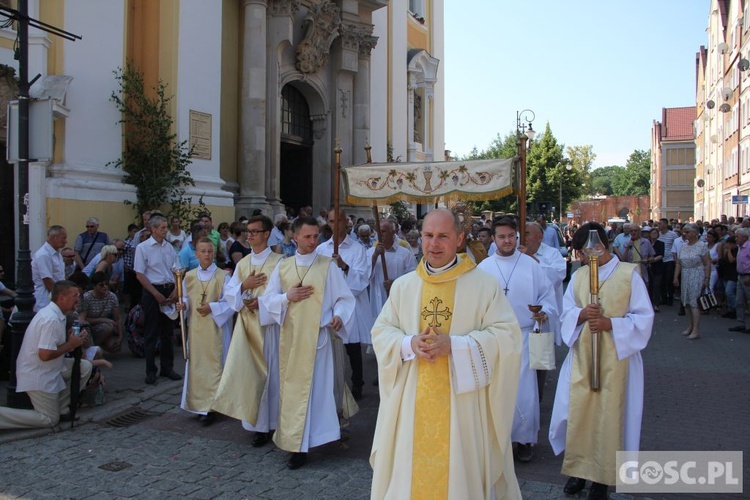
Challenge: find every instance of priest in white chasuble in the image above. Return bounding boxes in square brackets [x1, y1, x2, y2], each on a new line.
[366, 219, 417, 327]
[477, 217, 558, 463]
[548, 223, 653, 500]
[317, 209, 371, 400]
[260, 216, 356, 470]
[370, 209, 523, 500]
[176, 238, 234, 427]
[213, 215, 284, 448]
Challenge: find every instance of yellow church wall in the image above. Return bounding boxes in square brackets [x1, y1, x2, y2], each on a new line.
[46, 198, 236, 239]
[407, 15, 429, 51]
[220, 0, 238, 184]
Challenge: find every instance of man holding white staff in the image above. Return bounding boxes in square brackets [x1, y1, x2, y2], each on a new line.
[477, 216, 558, 463]
[549, 223, 653, 500]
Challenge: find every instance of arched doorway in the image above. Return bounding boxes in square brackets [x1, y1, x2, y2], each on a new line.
[280, 84, 313, 213]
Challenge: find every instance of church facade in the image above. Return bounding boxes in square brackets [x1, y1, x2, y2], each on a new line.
[0, 0, 444, 257]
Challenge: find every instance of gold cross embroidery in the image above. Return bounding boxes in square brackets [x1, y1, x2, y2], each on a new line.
[421, 297, 452, 328]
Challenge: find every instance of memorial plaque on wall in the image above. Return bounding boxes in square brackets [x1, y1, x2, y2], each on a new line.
[189, 110, 211, 160]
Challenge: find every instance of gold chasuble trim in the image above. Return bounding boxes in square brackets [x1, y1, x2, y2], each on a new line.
[411, 256, 476, 500]
[184, 269, 227, 412]
[273, 255, 331, 453]
[212, 253, 284, 424]
[563, 262, 635, 486]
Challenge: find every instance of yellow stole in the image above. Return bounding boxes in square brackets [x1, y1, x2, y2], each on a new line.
[411, 255, 476, 500]
[184, 267, 227, 412]
[212, 251, 283, 424]
[273, 254, 331, 452]
[563, 261, 634, 486]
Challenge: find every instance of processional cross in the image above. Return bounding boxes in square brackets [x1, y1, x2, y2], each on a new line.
[420, 297, 452, 328]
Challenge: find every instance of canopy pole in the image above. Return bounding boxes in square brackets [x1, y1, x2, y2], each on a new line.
[333, 140, 342, 255]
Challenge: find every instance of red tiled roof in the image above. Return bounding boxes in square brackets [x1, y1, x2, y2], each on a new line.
[662, 107, 696, 141]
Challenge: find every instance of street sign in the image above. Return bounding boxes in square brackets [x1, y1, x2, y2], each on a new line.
[732, 195, 749, 204]
[566, 212, 574, 219]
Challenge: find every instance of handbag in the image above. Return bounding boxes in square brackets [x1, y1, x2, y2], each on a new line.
[529, 319, 556, 370]
[698, 286, 719, 312]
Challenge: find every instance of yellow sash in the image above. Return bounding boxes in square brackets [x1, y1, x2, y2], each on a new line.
[212, 252, 283, 423]
[563, 262, 634, 486]
[273, 254, 331, 452]
[184, 268, 227, 412]
[411, 255, 476, 500]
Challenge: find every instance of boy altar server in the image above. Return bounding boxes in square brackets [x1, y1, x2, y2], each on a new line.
[176, 237, 233, 426]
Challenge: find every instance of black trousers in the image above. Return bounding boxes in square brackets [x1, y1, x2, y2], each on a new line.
[142, 283, 175, 376]
[662, 261, 676, 303]
[345, 342, 364, 389]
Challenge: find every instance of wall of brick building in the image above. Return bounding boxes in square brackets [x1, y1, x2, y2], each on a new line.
[568, 195, 651, 225]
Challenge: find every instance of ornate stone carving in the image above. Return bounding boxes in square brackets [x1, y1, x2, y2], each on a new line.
[296, 1, 341, 74]
[359, 34, 378, 56]
[339, 23, 360, 52]
[268, 0, 299, 17]
[338, 88, 350, 118]
[311, 113, 327, 140]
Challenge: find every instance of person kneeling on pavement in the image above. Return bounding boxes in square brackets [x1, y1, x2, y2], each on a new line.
[0, 280, 92, 428]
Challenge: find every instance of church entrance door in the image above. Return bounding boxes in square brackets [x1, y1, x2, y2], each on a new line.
[279, 84, 314, 213]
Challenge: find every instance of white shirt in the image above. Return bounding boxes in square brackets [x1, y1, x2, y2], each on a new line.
[31, 242, 65, 312]
[134, 236, 177, 285]
[16, 302, 67, 393]
[268, 226, 284, 248]
[658, 230, 679, 262]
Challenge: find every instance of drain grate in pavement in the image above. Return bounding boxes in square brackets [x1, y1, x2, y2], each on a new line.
[103, 408, 156, 428]
[98, 460, 133, 472]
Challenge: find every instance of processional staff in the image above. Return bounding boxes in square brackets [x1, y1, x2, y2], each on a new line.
[364, 142, 390, 287]
[583, 229, 604, 391]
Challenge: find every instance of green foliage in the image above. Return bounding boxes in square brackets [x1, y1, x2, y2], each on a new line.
[590, 165, 624, 196]
[618, 149, 651, 196]
[386, 141, 402, 163]
[109, 64, 195, 219]
[389, 201, 411, 222]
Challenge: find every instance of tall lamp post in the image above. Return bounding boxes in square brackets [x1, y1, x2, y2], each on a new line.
[559, 160, 572, 223]
[516, 109, 536, 245]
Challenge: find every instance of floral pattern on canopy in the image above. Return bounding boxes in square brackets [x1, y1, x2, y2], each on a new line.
[341, 158, 515, 205]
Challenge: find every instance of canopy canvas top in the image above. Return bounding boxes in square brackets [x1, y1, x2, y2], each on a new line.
[340, 158, 515, 205]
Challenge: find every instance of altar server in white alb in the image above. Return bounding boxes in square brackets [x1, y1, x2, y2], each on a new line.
[176, 238, 234, 426]
[366, 219, 417, 324]
[213, 215, 284, 447]
[317, 209, 371, 400]
[477, 216, 558, 463]
[260, 216, 356, 470]
[548, 223, 653, 500]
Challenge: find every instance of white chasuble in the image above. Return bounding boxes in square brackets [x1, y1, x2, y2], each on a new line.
[370, 256, 523, 500]
[477, 251, 558, 445]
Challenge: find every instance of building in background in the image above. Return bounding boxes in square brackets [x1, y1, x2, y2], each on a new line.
[694, 0, 750, 221]
[650, 106, 697, 222]
[0, 0, 445, 263]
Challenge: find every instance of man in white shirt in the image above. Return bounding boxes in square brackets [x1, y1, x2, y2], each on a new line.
[612, 223, 632, 261]
[134, 215, 182, 385]
[0, 281, 91, 428]
[31, 226, 67, 312]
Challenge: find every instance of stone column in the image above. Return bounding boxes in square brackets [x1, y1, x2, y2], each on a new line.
[424, 86, 434, 161]
[407, 73, 418, 162]
[352, 33, 378, 165]
[237, 0, 270, 217]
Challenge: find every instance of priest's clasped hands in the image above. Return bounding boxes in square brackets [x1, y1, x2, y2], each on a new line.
[411, 326, 451, 362]
[175, 301, 211, 317]
[578, 303, 612, 333]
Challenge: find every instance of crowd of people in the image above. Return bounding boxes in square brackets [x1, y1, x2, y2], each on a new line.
[10, 205, 750, 498]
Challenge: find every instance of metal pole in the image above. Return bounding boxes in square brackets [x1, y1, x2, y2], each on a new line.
[7, 0, 34, 407]
[517, 134, 528, 247]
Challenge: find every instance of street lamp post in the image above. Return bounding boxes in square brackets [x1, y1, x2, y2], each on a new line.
[516, 109, 535, 246]
[559, 161, 572, 223]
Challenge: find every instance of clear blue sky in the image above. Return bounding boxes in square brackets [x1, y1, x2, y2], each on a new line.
[444, 0, 710, 168]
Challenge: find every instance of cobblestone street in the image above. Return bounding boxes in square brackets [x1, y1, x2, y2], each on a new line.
[1, 304, 749, 499]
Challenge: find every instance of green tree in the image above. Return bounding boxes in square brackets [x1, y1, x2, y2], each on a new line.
[618, 149, 651, 196]
[109, 64, 195, 219]
[460, 132, 518, 214]
[589, 165, 625, 196]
